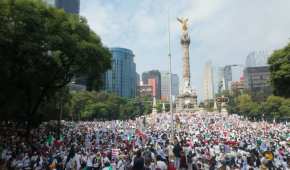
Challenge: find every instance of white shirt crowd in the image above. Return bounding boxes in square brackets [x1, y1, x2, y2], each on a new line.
[0, 112, 289, 170]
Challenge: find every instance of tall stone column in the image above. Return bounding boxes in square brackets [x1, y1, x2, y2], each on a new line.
[181, 35, 190, 88]
[180, 32, 191, 93]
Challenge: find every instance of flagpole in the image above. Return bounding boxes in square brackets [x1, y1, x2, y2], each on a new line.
[167, 5, 174, 140]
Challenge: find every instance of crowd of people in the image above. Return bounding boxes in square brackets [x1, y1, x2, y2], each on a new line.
[0, 112, 289, 170]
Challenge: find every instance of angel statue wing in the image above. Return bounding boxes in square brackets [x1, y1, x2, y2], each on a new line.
[177, 17, 189, 32]
[177, 17, 183, 23]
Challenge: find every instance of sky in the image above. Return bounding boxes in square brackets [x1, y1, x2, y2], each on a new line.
[80, 0, 290, 98]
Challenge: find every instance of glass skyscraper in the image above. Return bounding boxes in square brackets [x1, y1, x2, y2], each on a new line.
[104, 48, 137, 98]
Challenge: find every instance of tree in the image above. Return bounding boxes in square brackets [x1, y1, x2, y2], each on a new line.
[236, 94, 260, 118]
[237, 94, 253, 115]
[0, 0, 111, 127]
[268, 43, 290, 98]
[69, 91, 150, 120]
[279, 99, 290, 118]
[263, 96, 284, 118]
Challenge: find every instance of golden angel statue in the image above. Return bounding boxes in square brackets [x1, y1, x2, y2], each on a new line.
[177, 17, 189, 32]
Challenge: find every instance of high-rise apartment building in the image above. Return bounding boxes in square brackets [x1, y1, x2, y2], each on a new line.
[103, 47, 137, 98]
[160, 72, 179, 101]
[203, 61, 214, 102]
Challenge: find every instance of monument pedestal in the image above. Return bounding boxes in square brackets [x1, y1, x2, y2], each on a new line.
[220, 102, 228, 115]
[151, 97, 157, 122]
[176, 92, 198, 113]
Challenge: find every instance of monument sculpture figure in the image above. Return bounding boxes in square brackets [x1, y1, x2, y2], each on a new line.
[177, 17, 188, 32]
[176, 17, 198, 113]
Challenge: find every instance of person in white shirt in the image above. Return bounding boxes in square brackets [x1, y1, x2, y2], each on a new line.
[74, 152, 81, 170]
[86, 152, 94, 169]
[156, 155, 167, 170]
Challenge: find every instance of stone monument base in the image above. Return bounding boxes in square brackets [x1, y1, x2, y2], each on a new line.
[175, 92, 198, 113]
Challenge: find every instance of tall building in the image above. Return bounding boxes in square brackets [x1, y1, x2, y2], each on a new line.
[244, 66, 272, 96]
[160, 72, 179, 101]
[246, 51, 270, 67]
[223, 65, 232, 90]
[148, 78, 157, 97]
[202, 61, 214, 102]
[103, 47, 137, 98]
[137, 84, 153, 98]
[136, 73, 140, 87]
[43, 0, 80, 14]
[244, 51, 272, 99]
[212, 66, 227, 95]
[142, 70, 161, 99]
[231, 76, 245, 95]
[172, 74, 179, 98]
[218, 65, 243, 92]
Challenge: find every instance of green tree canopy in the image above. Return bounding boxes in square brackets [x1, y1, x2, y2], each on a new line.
[237, 94, 253, 115]
[279, 99, 290, 118]
[0, 0, 111, 126]
[70, 91, 151, 120]
[268, 43, 290, 98]
[263, 96, 284, 117]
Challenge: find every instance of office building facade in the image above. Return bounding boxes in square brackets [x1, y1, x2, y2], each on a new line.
[136, 73, 140, 87]
[244, 66, 272, 96]
[203, 61, 214, 102]
[137, 84, 153, 98]
[245, 51, 270, 67]
[231, 76, 245, 95]
[103, 48, 137, 98]
[243, 51, 272, 98]
[244, 66, 271, 91]
[160, 72, 179, 101]
[142, 70, 161, 99]
[223, 65, 233, 90]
